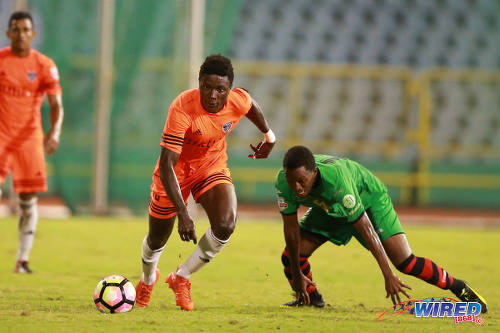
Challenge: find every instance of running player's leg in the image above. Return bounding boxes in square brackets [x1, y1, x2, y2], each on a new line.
[369, 193, 487, 313]
[136, 192, 177, 307]
[143, 214, 175, 283]
[175, 183, 236, 280]
[15, 192, 37, 273]
[166, 182, 235, 311]
[173, 169, 235, 280]
[12, 141, 46, 273]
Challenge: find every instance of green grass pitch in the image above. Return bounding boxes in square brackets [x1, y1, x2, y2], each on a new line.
[0, 216, 498, 332]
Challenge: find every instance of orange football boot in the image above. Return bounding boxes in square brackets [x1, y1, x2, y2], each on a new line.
[166, 268, 194, 311]
[135, 268, 160, 307]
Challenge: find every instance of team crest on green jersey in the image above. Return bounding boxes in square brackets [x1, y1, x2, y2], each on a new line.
[342, 194, 356, 209]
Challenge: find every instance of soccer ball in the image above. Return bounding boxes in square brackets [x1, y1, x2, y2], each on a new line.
[93, 275, 136, 314]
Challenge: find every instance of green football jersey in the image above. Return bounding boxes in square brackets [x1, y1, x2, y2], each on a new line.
[275, 154, 387, 223]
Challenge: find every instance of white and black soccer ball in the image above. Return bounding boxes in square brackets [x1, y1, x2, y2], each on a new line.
[93, 275, 136, 314]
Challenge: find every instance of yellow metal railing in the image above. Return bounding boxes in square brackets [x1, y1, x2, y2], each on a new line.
[413, 68, 500, 204]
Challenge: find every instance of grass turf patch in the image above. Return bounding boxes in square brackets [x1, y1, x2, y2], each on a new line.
[0, 216, 498, 332]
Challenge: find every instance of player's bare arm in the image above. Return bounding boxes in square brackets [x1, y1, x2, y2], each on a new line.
[353, 212, 411, 304]
[44, 94, 64, 155]
[282, 212, 314, 305]
[158, 147, 197, 244]
[245, 98, 275, 159]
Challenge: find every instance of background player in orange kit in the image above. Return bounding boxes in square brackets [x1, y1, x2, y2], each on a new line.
[135, 54, 276, 311]
[0, 11, 64, 273]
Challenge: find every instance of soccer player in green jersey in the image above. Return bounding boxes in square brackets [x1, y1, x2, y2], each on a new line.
[275, 146, 487, 312]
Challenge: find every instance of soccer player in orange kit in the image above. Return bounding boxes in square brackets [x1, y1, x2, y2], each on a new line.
[135, 54, 276, 311]
[0, 11, 64, 273]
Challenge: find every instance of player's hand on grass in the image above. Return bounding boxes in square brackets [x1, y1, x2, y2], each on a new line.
[291, 272, 315, 305]
[44, 131, 60, 155]
[385, 273, 412, 305]
[177, 211, 197, 244]
[248, 141, 274, 159]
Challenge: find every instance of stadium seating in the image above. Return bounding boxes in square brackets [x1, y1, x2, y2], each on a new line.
[233, 0, 499, 68]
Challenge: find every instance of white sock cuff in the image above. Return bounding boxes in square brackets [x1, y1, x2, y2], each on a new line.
[142, 235, 165, 263]
[208, 228, 230, 245]
[197, 228, 229, 260]
[176, 228, 229, 279]
[19, 197, 37, 208]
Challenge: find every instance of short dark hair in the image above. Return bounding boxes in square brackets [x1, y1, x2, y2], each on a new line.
[8, 11, 34, 29]
[283, 145, 316, 172]
[199, 54, 234, 85]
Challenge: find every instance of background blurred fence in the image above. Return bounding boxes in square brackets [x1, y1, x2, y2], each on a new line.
[229, 63, 500, 208]
[1, 0, 499, 214]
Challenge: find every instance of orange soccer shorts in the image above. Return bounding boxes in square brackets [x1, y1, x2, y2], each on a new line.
[0, 137, 47, 193]
[149, 166, 233, 219]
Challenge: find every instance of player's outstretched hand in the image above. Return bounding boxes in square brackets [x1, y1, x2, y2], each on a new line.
[44, 132, 60, 155]
[177, 211, 197, 244]
[385, 273, 412, 305]
[248, 141, 275, 159]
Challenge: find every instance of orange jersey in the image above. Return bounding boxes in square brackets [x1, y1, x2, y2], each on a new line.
[151, 88, 252, 194]
[0, 47, 61, 145]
